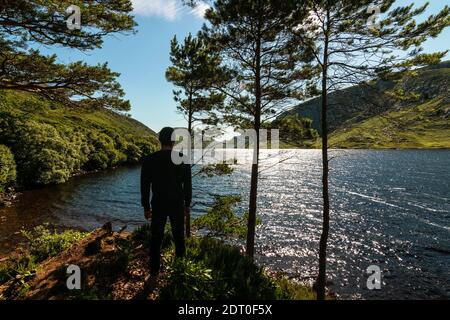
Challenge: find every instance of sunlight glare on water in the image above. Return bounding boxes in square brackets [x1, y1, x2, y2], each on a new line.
[0, 149, 449, 299]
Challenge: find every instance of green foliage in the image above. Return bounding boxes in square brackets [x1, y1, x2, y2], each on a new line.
[131, 223, 174, 249]
[193, 195, 259, 239]
[159, 258, 214, 300]
[327, 98, 450, 149]
[0, 224, 87, 297]
[0, 91, 158, 187]
[132, 223, 312, 300]
[84, 131, 121, 171]
[204, 0, 309, 127]
[195, 163, 234, 177]
[21, 224, 87, 262]
[0, 255, 37, 285]
[0, 0, 136, 110]
[189, 237, 277, 299]
[131, 223, 153, 248]
[271, 114, 318, 147]
[166, 33, 225, 129]
[0, 144, 16, 191]
[273, 276, 316, 300]
[1, 225, 314, 300]
[160, 237, 279, 299]
[285, 61, 450, 135]
[6, 119, 85, 185]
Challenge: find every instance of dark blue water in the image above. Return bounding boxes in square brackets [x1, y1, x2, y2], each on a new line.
[0, 150, 449, 299]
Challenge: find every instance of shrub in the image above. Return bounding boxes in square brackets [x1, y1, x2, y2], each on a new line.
[158, 238, 280, 299]
[167, 238, 316, 300]
[124, 143, 142, 163]
[1, 225, 87, 297]
[0, 92, 158, 188]
[273, 276, 316, 300]
[135, 138, 158, 158]
[84, 132, 117, 170]
[185, 237, 278, 299]
[192, 196, 260, 239]
[84, 151, 110, 171]
[9, 121, 85, 185]
[0, 144, 16, 191]
[158, 258, 214, 300]
[21, 224, 87, 262]
[272, 114, 319, 146]
[0, 254, 37, 286]
[197, 163, 234, 177]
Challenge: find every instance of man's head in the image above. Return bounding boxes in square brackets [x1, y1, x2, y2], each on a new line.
[159, 127, 175, 148]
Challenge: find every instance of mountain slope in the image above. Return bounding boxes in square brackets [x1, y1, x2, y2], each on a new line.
[0, 90, 158, 188]
[283, 61, 450, 148]
[327, 98, 450, 148]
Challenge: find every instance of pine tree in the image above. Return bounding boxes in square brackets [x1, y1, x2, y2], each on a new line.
[203, 0, 312, 257]
[0, 0, 136, 110]
[292, 0, 449, 300]
[166, 33, 225, 237]
[166, 33, 225, 134]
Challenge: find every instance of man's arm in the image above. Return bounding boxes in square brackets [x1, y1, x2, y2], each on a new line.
[140, 157, 152, 212]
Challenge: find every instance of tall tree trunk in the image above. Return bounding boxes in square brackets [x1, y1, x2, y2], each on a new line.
[246, 18, 262, 258]
[186, 97, 193, 238]
[317, 11, 330, 301]
[246, 139, 260, 258]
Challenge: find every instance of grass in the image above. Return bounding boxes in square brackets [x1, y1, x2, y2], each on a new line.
[273, 276, 316, 300]
[323, 98, 450, 149]
[0, 90, 156, 139]
[132, 221, 315, 300]
[0, 225, 88, 297]
[283, 61, 450, 149]
[159, 236, 315, 300]
[1, 224, 315, 300]
[21, 224, 88, 262]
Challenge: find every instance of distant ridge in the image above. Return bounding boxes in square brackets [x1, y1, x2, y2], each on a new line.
[281, 61, 450, 148]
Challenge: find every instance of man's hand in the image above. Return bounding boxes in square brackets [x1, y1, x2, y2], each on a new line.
[144, 209, 152, 221]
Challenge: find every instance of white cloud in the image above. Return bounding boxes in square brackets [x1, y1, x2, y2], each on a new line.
[131, 0, 181, 21]
[132, 0, 210, 21]
[190, 1, 210, 19]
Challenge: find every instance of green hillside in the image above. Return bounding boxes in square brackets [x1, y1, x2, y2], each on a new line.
[283, 61, 450, 149]
[0, 90, 158, 190]
[327, 98, 450, 149]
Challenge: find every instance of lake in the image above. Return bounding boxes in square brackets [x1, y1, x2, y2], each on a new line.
[0, 149, 449, 299]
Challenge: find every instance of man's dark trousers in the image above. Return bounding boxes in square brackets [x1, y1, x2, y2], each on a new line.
[150, 210, 185, 276]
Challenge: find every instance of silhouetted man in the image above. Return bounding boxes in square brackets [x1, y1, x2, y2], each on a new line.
[140, 127, 191, 289]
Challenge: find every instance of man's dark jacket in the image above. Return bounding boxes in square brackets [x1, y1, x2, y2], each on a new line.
[140, 150, 192, 213]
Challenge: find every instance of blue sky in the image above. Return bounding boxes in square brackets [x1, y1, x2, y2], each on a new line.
[40, 0, 450, 132]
